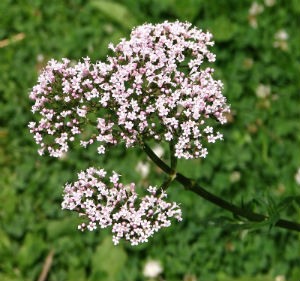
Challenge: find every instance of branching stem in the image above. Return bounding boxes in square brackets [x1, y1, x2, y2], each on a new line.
[143, 142, 300, 232]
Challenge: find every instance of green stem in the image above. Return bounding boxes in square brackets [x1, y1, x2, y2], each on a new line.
[143, 142, 172, 174]
[160, 174, 176, 191]
[142, 142, 300, 232]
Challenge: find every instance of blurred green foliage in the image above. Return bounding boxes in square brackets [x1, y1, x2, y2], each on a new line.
[0, 0, 300, 280]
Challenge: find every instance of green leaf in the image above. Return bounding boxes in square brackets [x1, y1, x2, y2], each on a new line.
[90, 0, 137, 29]
[17, 233, 46, 269]
[0, 186, 17, 221]
[0, 229, 12, 262]
[67, 268, 86, 281]
[173, 0, 203, 21]
[292, 0, 300, 13]
[46, 217, 81, 240]
[90, 237, 127, 281]
[208, 16, 238, 42]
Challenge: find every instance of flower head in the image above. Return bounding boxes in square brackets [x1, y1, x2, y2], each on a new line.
[28, 58, 116, 157]
[103, 21, 230, 159]
[29, 21, 230, 245]
[256, 84, 271, 99]
[29, 21, 230, 160]
[62, 167, 182, 245]
[273, 29, 289, 51]
[295, 168, 300, 186]
[143, 260, 163, 278]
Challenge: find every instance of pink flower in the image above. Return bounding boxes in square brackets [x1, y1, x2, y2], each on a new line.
[29, 21, 230, 244]
[62, 167, 182, 245]
[29, 21, 230, 160]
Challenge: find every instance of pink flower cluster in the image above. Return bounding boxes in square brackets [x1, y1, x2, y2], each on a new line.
[28, 58, 116, 157]
[62, 167, 182, 245]
[29, 21, 230, 245]
[29, 21, 230, 159]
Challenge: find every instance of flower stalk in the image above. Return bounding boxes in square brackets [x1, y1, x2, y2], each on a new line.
[29, 21, 300, 245]
[143, 142, 300, 232]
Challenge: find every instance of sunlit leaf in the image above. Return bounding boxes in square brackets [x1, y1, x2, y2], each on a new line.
[90, 237, 127, 281]
[90, 0, 138, 29]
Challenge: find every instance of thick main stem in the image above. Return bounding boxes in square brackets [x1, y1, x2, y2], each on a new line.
[143, 143, 300, 232]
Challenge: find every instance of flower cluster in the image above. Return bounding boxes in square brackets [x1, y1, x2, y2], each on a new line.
[28, 58, 117, 157]
[143, 260, 163, 278]
[29, 21, 230, 245]
[273, 29, 289, 51]
[105, 21, 229, 158]
[29, 21, 230, 159]
[62, 167, 182, 245]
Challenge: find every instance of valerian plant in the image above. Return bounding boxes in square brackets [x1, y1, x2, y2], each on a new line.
[29, 21, 300, 246]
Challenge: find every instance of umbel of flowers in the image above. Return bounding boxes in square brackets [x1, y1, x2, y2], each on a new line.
[29, 21, 230, 245]
[62, 167, 182, 245]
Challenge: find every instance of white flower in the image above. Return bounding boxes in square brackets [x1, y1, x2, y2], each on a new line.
[230, 171, 241, 183]
[273, 29, 289, 51]
[143, 260, 163, 278]
[153, 145, 164, 158]
[249, 2, 264, 16]
[37, 54, 44, 62]
[135, 161, 150, 179]
[97, 145, 105, 154]
[295, 168, 300, 185]
[274, 29, 289, 41]
[248, 2, 264, 28]
[256, 84, 271, 99]
[275, 275, 286, 281]
[264, 0, 276, 7]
